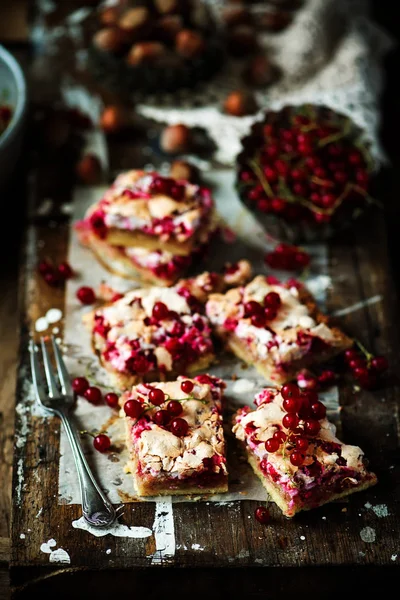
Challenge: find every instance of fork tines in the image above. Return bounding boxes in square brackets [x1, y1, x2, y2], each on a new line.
[30, 336, 73, 404]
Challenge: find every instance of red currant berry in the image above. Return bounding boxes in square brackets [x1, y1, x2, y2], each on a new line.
[244, 300, 263, 317]
[84, 386, 103, 405]
[264, 292, 281, 309]
[294, 252, 310, 269]
[281, 383, 300, 400]
[44, 271, 60, 287]
[273, 430, 287, 443]
[282, 413, 300, 430]
[93, 434, 111, 453]
[303, 419, 321, 436]
[251, 313, 266, 328]
[72, 376, 89, 395]
[295, 436, 309, 452]
[282, 396, 299, 414]
[318, 370, 337, 387]
[76, 286, 96, 305]
[257, 199, 270, 213]
[271, 197, 286, 213]
[290, 450, 305, 466]
[349, 357, 367, 370]
[310, 401, 326, 420]
[153, 410, 170, 426]
[265, 437, 280, 453]
[370, 355, 389, 373]
[254, 506, 270, 524]
[170, 417, 189, 437]
[124, 399, 144, 419]
[148, 388, 166, 406]
[167, 400, 183, 416]
[57, 261, 74, 280]
[38, 260, 53, 276]
[152, 301, 170, 321]
[353, 366, 369, 380]
[264, 306, 277, 321]
[344, 348, 359, 363]
[105, 392, 119, 409]
[181, 379, 194, 394]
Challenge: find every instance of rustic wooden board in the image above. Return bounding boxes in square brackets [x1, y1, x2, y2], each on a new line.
[8, 2, 400, 598]
[9, 121, 400, 597]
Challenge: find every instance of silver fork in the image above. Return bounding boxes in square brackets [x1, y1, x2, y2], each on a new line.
[29, 335, 117, 528]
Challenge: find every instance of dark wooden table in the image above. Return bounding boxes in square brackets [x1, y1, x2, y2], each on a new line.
[2, 2, 400, 598]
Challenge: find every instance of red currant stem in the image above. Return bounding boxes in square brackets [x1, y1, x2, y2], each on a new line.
[310, 176, 335, 188]
[277, 177, 344, 216]
[248, 158, 273, 198]
[354, 339, 374, 361]
[299, 123, 319, 132]
[79, 430, 101, 439]
[84, 365, 104, 387]
[318, 119, 352, 147]
[131, 404, 153, 426]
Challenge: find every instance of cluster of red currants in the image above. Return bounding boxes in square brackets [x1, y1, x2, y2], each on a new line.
[38, 259, 74, 287]
[264, 242, 310, 271]
[263, 382, 327, 467]
[123, 379, 195, 437]
[343, 346, 389, 390]
[243, 291, 282, 328]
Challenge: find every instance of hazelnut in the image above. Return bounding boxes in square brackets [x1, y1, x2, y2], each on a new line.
[126, 42, 166, 65]
[76, 154, 103, 185]
[223, 90, 259, 117]
[160, 124, 192, 154]
[169, 160, 199, 182]
[98, 6, 120, 26]
[222, 6, 252, 28]
[154, 0, 179, 15]
[99, 105, 130, 134]
[155, 15, 183, 43]
[258, 10, 292, 32]
[242, 54, 280, 87]
[175, 29, 205, 59]
[92, 27, 126, 54]
[227, 26, 259, 57]
[118, 7, 150, 32]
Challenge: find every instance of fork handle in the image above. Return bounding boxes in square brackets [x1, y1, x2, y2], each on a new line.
[59, 411, 117, 527]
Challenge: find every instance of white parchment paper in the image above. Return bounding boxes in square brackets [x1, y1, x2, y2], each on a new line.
[58, 170, 340, 505]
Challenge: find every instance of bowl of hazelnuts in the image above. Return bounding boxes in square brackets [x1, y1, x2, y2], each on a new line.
[89, 0, 226, 96]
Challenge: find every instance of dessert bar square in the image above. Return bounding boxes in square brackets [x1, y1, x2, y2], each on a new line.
[76, 226, 212, 286]
[80, 169, 216, 256]
[232, 385, 377, 517]
[206, 275, 353, 385]
[120, 375, 228, 497]
[83, 263, 252, 391]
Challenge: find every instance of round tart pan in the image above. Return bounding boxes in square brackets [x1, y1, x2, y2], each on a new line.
[235, 104, 377, 243]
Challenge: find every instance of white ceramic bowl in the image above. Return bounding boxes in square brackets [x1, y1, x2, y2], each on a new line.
[0, 45, 27, 188]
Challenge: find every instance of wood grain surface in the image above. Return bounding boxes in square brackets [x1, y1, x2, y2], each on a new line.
[2, 2, 400, 599]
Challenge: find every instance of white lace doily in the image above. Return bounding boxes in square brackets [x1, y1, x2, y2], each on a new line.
[134, 0, 394, 167]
